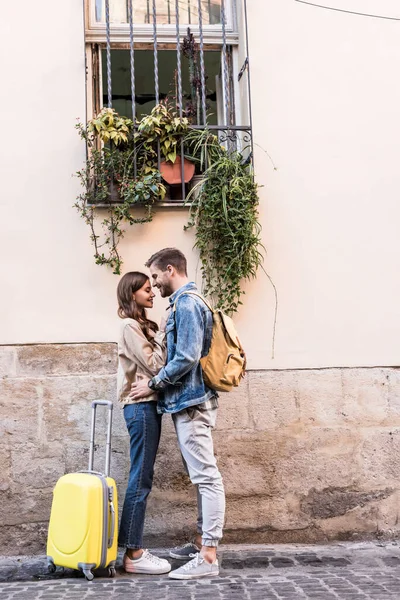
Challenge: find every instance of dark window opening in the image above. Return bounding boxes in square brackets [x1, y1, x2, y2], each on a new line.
[101, 48, 226, 126]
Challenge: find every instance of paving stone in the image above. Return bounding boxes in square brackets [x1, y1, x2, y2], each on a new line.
[270, 557, 295, 568]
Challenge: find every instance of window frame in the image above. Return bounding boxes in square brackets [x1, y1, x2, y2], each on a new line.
[85, 0, 239, 45]
[83, 0, 253, 206]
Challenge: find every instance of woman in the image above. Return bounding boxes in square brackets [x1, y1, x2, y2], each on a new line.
[117, 271, 171, 575]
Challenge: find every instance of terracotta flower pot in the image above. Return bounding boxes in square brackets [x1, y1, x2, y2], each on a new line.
[160, 155, 195, 185]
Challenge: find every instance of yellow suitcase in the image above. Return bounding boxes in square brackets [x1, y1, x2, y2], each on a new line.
[47, 400, 118, 580]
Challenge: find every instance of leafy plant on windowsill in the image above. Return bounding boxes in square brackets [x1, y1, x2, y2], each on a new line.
[137, 103, 189, 164]
[74, 109, 166, 275]
[88, 107, 134, 146]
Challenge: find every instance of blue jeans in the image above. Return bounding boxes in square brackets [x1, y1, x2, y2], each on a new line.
[118, 402, 162, 549]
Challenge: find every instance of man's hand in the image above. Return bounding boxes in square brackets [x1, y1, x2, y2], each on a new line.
[129, 375, 153, 400]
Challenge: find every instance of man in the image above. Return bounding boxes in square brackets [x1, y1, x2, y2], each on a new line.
[129, 247, 225, 580]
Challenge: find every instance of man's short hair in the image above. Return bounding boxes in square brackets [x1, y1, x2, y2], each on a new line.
[145, 248, 188, 276]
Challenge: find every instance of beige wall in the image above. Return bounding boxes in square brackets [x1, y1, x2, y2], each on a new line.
[2, 0, 400, 371]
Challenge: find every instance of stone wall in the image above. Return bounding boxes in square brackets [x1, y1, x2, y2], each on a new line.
[1, 344, 399, 555]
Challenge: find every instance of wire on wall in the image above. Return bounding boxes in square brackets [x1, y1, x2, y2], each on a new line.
[294, 0, 400, 22]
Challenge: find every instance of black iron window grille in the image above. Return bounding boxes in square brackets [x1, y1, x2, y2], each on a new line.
[84, 0, 253, 204]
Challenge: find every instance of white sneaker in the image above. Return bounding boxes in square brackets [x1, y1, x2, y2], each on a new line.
[168, 553, 219, 579]
[123, 549, 171, 574]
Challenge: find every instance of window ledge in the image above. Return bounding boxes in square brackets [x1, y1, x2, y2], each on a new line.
[91, 201, 191, 209]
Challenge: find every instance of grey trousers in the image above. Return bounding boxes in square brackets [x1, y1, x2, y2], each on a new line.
[172, 400, 225, 547]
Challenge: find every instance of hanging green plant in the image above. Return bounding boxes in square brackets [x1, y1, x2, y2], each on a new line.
[185, 144, 263, 314]
[74, 112, 166, 275]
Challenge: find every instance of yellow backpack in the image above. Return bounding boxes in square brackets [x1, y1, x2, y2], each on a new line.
[174, 292, 246, 392]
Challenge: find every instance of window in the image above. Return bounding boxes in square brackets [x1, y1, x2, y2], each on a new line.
[84, 0, 252, 202]
[87, 1, 236, 40]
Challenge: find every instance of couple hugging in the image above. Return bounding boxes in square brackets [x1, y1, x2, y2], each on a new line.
[117, 247, 225, 580]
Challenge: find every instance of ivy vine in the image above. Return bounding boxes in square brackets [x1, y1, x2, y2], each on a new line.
[185, 136, 263, 314]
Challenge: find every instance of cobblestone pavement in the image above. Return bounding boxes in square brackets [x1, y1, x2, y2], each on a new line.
[1, 542, 399, 599]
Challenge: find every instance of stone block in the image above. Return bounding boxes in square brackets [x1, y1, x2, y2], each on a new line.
[11, 442, 64, 489]
[0, 523, 48, 556]
[295, 369, 343, 426]
[2, 487, 53, 527]
[214, 431, 278, 497]
[224, 494, 312, 533]
[63, 441, 90, 474]
[387, 369, 400, 423]
[0, 379, 40, 443]
[248, 370, 299, 430]
[270, 426, 362, 495]
[112, 399, 127, 433]
[153, 432, 192, 493]
[145, 490, 199, 536]
[42, 375, 117, 442]
[16, 343, 117, 377]
[0, 347, 16, 378]
[0, 445, 11, 491]
[215, 426, 361, 498]
[340, 368, 390, 426]
[215, 379, 250, 430]
[357, 428, 400, 486]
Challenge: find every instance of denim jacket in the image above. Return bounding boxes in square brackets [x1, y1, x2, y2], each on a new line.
[152, 282, 217, 414]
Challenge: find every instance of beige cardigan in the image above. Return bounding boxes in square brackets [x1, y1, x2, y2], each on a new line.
[117, 318, 166, 406]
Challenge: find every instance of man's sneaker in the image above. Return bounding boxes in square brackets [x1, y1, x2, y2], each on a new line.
[169, 541, 201, 560]
[168, 553, 219, 579]
[123, 549, 171, 574]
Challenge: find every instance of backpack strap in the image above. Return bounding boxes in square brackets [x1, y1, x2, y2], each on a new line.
[171, 292, 213, 344]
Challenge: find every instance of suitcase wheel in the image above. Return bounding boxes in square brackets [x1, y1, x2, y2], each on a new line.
[47, 559, 56, 574]
[108, 567, 116, 578]
[83, 568, 94, 581]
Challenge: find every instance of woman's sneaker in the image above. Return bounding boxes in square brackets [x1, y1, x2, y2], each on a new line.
[123, 549, 171, 574]
[169, 541, 201, 560]
[168, 553, 219, 579]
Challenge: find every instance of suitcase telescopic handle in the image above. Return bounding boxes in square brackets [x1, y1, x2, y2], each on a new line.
[88, 400, 113, 478]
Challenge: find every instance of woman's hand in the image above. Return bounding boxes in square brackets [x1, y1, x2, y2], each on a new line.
[129, 374, 153, 400]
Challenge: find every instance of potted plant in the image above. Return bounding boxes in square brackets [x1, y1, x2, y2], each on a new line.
[137, 103, 195, 184]
[87, 107, 134, 147]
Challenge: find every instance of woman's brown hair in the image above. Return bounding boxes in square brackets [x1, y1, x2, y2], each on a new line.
[117, 272, 158, 341]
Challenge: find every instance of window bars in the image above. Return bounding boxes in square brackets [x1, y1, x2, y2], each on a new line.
[100, 0, 253, 203]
